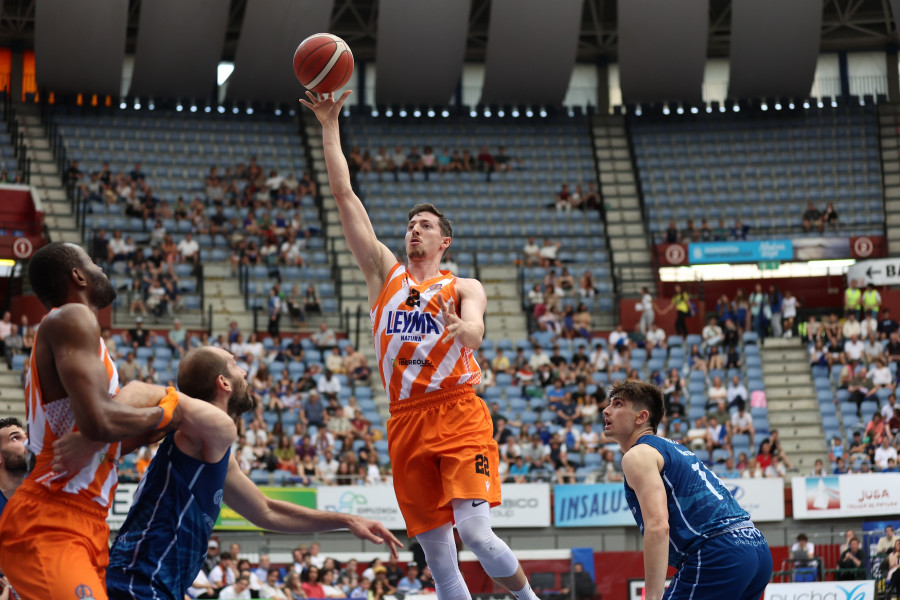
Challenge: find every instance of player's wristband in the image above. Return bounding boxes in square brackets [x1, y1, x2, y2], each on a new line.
[156, 386, 179, 430]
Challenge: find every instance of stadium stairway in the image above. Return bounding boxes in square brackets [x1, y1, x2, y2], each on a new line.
[760, 337, 826, 471]
[878, 103, 900, 251]
[16, 104, 80, 243]
[590, 114, 654, 297]
[0, 366, 25, 424]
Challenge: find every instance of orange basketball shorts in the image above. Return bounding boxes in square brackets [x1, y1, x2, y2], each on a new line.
[0, 481, 110, 600]
[387, 385, 502, 537]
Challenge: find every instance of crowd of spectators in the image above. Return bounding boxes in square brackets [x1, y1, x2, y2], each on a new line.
[0, 311, 33, 370]
[347, 144, 519, 181]
[661, 218, 751, 244]
[191, 540, 436, 600]
[73, 155, 326, 325]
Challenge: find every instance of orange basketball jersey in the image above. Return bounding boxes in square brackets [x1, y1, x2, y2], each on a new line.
[25, 323, 121, 509]
[371, 264, 481, 402]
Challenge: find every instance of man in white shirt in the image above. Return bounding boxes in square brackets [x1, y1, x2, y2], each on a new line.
[645, 323, 667, 351]
[730, 403, 755, 447]
[218, 574, 252, 599]
[882, 393, 898, 420]
[537, 238, 560, 266]
[608, 324, 629, 349]
[528, 345, 552, 371]
[860, 312, 879, 341]
[107, 230, 128, 261]
[701, 317, 723, 352]
[843, 334, 865, 364]
[874, 437, 898, 470]
[870, 358, 893, 388]
[589, 343, 610, 373]
[727, 375, 748, 411]
[208, 552, 237, 593]
[522, 237, 540, 266]
[842, 314, 862, 340]
[177, 232, 200, 264]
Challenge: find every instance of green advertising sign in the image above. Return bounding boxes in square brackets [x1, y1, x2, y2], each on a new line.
[215, 486, 317, 530]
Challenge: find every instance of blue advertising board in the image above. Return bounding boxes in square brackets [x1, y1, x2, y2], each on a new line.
[688, 240, 793, 264]
[553, 483, 635, 527]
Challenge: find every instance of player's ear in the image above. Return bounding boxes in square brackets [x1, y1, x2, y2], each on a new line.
[218, 374, 232, 393]
[441, 236, 452, 250]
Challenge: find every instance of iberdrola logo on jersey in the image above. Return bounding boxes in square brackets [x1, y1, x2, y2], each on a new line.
[385, 310, 440, 342]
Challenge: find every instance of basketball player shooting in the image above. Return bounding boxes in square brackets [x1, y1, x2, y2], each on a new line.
[301, 90, 540, 600]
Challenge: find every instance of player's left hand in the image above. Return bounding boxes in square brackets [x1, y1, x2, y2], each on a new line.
[346, 516, 403, 558]
[51, 431, 106, 476]
[436, 294, 465, 340]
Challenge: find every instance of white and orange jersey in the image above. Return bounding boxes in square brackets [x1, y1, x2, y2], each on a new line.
[25, 325, 121, 509]
[371, 263, 481, 402]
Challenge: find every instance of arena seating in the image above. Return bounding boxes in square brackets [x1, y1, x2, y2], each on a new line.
[342, 112, 616, 316]
[631, 104, 884, 241]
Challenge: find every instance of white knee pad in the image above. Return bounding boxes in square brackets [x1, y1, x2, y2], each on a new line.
[416, 522, 471, 600]
[452, 498, 519, 579]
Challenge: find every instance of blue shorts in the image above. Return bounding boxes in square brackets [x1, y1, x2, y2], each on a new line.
[664, 527, 772, 600]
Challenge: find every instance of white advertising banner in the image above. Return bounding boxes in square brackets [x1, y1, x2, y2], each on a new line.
[317, 486, 407, 530]
[316, 483, 551, 530]
[489, 483, 552, 528]
[792, 474, 900, 519]
[108, 482, 139, 529]
[763, 580, 875, 600]
[724, 478, 785, 522]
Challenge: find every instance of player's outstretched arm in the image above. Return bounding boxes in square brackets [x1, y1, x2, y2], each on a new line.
[47, 304, 181, 442]
[622, 446, 670, 600]
[437, 278, 486, 350]
[300, 91, 395, 305]
[222, 455, 402, 556]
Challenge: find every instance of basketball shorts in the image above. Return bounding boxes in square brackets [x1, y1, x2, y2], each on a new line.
[388, 385, 502, 537]
[664, 527, 772, 600]
[0, 481, 110, 600]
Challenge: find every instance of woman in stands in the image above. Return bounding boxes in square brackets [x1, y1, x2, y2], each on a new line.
[578, 270, 596, 298]
[304, 283, 321, 314]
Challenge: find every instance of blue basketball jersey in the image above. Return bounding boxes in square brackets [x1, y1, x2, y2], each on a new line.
[107, 433, 231, 600]
[624, 435, 752, 567]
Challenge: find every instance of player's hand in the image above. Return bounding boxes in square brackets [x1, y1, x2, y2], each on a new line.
[51, 431, 106, 476]
[346, 516, 403, 558]
[299, 90, 352, 124]
[436, 294, 465, 341]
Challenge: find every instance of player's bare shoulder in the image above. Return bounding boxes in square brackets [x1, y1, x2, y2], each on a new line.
[41, 303, 100, 344]
[454, 276, 486, 302]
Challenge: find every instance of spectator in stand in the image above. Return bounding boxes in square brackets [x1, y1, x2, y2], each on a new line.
[845, 279, 863, 320]
[802, 202, 823, 233]
[522, 237, 541, 267]
[707, 375, 728, 408]
[645, 323, 667, 352]
[701, 316, 723, 352]
[577, 269, 596, 299]
[861, 310, 880, 344]
[670, 284, 691, 338]
[731, 219, 750, 241]
[862, 283, 882, 320]
[494, 146, 512, 173]
[781, 290, 800, 338]
[664, 221, 680, 244]
[555, 184, 572, 213]
[304, 284, 322, 314]
[177, 232, 200, 265]
[538, 238, 561, 267]
[477, 146, 494, 175]
[343, 345, 371, 384]
[823, 202, 839, 232]
[837, 538, 865, 581]
[749, 283, 769, 342]
[313, 322, 337, 351]
[727, 375, 748, 411]
[874, 437, 898, 471]
[731, 402, 755, 448]
[879, 308, 899, 340]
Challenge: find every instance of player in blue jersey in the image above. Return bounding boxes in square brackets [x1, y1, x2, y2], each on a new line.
[602, 380, 772, 600]
[54, 346, 401, 600]
[0, 417, 27, 518]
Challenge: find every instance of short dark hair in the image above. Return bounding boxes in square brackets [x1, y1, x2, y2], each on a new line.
[608, 379, 665, 432]
[0, 417, 23, 431]
[177, 348, 229, 402]
[408, 203, 452, 238]
[28, 242, 87, 309]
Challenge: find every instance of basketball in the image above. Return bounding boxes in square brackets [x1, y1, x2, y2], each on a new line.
[293, 33, 354, 94]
